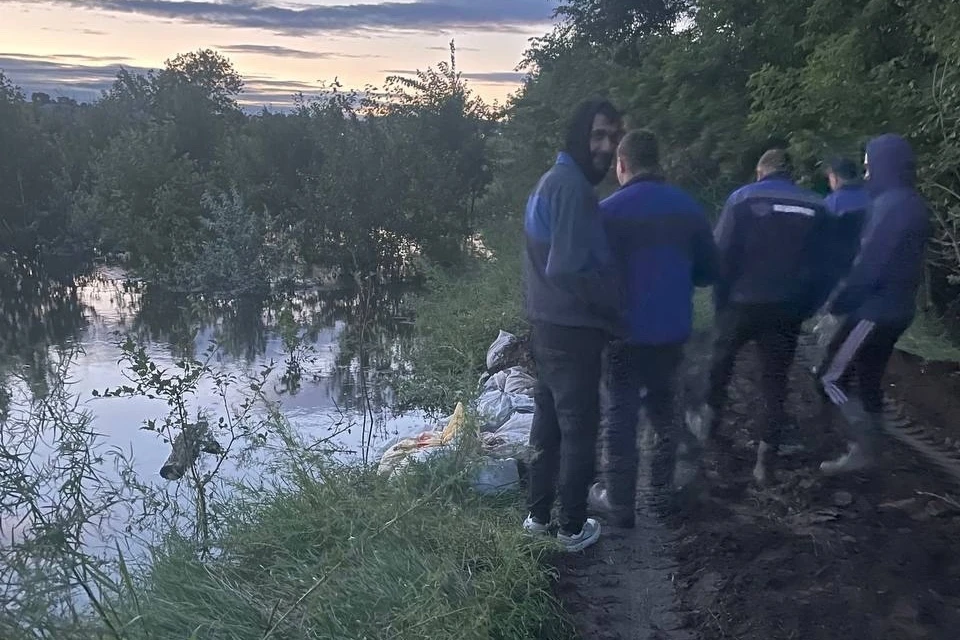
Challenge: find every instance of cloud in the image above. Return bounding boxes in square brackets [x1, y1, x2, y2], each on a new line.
[18, 0, 555, 36]
[383, 69, 527, 85]
[0, 54, 309, 107]
[244, 76, 325, 93]
[0, 55, 150, 102]
[461, 71, 528, 84]
[0, 52, 132, 63]
[217, 44, 380, 60]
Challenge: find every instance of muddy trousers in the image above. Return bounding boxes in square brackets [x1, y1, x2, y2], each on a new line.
[603, 341, 691, 510]
[818, 317, 908, 413]
[707, 303, 803, 448]
[527, 322, 609, 535]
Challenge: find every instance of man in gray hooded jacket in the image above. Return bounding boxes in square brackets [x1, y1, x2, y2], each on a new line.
[521, 99, 622, 552]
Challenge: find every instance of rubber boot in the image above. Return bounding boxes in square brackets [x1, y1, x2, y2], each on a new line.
[588, 483, 635, 528]
[753, 441, 772, 485]
[820, 412, 879, 475]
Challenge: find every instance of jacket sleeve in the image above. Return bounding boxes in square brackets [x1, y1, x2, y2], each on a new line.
[545, 180, 622, 331]
[712, 194, 740, 311]
[692, 207, 719, 288]
[830, 200, 903, 316]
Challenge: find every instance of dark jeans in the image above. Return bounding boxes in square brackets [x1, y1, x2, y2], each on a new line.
[527, 322, 608, 535]
[819, 317, 908, 414]
[603, 341, 690, 510]
[708, 303, 802, 448]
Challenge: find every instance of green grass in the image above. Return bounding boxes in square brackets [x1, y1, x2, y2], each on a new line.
[694, 287, 960, 363]
[395, 222, 526, 415]
[897, 311, 960, 362]
[96, 449, 571, 640]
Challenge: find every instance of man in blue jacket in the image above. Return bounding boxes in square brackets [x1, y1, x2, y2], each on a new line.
[587, 130, 717, 526]
[708, 148, 832, 484]
[522, 98, 623, 552]
[824, 156, 871, 288]
[818, 134, 932, 474]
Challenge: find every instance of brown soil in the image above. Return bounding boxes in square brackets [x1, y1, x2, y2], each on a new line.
[555, 335, 960, 640]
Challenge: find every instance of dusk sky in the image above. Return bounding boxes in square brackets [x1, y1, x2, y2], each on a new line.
[0, 1, 557, 108]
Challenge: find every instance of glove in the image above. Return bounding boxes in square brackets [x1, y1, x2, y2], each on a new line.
[812, 313, 841, 348]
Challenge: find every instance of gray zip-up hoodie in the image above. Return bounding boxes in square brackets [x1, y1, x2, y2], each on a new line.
[522, 149, 621, 334]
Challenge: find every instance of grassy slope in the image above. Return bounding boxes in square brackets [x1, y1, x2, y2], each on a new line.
[104, 452, 570, 640]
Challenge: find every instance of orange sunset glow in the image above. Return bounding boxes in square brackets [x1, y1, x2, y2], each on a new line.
[0, 0, 556, 108]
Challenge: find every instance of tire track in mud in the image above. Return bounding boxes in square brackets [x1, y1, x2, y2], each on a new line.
[557, 329, 960, 640]
[793, 333, 960, 486]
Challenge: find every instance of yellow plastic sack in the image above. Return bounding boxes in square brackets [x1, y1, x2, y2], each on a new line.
[440, 402, 465, 444]
[377, 402, 465, 477]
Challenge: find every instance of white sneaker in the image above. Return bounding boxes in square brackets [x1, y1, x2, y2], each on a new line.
[522, 514, 550, 537]
[557, 518, 601, 553]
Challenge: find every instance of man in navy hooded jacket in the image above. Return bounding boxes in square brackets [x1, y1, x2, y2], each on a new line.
[588, 130, 717, 526]
[818, 134, 931, 474]
[521, 99, 623, 552]
[707, 148, 832, 484]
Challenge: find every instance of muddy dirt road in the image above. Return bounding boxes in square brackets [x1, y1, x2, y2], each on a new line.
[557, 333, 960, 640]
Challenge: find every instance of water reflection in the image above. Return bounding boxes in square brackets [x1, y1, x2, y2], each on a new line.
[0, 261, 424, 478]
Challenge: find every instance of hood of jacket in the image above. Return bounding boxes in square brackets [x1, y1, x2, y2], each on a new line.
[866, 134, 916, 196]
[563, 98, 618, 185]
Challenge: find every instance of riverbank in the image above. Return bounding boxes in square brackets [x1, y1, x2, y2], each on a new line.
[7, 436, 571, 639]
[106, 452, 569, 639]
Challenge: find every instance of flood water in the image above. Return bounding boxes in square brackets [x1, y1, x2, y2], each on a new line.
[1, 263, 427, 492]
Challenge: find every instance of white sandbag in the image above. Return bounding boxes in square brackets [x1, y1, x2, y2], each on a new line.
[480, 412, 534, 459]
[472, 458, 520, 495]
[503, 367, 536, 396]
[476, 389, 514, 431]
[494, 412, 534, 445]
[486, 330, 518, 371]
[481, 370, 509, 394]
[509, 393, 535, 414]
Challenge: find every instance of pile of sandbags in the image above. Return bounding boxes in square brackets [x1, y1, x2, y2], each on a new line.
[376, 330, 537, 494]
[475, 331, 536, 462]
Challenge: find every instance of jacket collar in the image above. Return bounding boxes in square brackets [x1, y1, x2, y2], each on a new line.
[620, 171, 665, 189]
[759, 171, 793, 184]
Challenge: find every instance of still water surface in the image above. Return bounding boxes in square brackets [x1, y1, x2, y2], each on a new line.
[2, 265, 426, 487]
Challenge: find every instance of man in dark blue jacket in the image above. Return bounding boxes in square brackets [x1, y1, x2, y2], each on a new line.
[588, 130, 717, 526]
[824, 156, 871, 288]
[818, 134, 932, 474]
[522, 98, 623, 552]
[707, 148, 831, 484]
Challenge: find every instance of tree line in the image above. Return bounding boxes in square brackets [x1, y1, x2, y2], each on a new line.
[0, 45, 496, 292]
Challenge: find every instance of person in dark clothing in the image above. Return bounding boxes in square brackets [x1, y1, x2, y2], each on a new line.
[824, 156, 871, 288]
[707, 148, 832, 484]
[818, 134, 932, 474]
[587, 130, 718, 526]
[522, 98, 623, 552]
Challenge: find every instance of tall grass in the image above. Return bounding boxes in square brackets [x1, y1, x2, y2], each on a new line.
[101, 450, 570, 640]
[395, 222, 526, 415]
